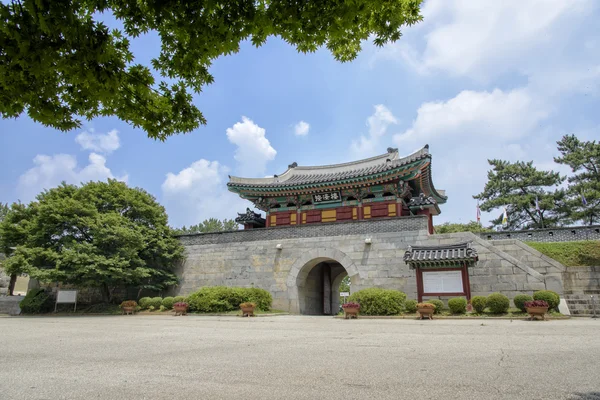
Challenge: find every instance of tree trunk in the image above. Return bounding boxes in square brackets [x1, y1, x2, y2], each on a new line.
[8, 274, 17, 296]
[101, 283, 111, 303]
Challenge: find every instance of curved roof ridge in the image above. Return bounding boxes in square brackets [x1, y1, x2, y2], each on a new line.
[228, 145, 429, 185]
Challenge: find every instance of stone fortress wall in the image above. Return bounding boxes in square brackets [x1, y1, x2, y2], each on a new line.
[175, 216, 575, 314]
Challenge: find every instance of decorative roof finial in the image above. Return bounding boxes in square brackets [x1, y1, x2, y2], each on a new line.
[387, 147, 398, 154]
[288, 162, 298, 169]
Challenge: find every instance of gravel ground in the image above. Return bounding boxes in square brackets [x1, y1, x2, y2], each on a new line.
[0, 315, 599, 400]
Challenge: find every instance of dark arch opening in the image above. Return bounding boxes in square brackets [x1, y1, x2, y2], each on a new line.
[363, 194, 375, 199]
[297, 258, 348, 315]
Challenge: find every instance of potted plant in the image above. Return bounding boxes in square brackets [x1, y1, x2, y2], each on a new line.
[416, 303, 436, 320]
[240, 302, 256, 317]
[120, 300, 137, 315]
[173, 301, 188, 316]
[524, 300, 549, 321]
[341, 302, 360, 319]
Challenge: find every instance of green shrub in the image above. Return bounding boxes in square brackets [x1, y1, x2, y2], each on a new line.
[470, 296, 487, 313]
[429, 299, 445, 314]
[448, 297, 467, 314]
[159, 305, 167, 312]
[513, 294, 533, 312]
[533, 290, 560, 310]
[347, 288, 406, 315]
[245, 288, 272, 311]
[405, 299, 418, 313]
[149, 297, 163, 309]
[19, 289, 51, 314]
[138, 297, 152, 309]
[162, 297, 175, 309]
[487, 293, 510, 314]
[186, 286, 273, 313]
[173, 296, 186, 303]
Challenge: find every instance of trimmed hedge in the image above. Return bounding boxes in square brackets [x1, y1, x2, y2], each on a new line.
[487, 293, 510, 314]
[429, 299, 445, 314]
[533, 290, 560, 310]
[448, 297, 467, 314]
[173, 296, 186, 303]
[139, 297, 152, 309]
[405, 299, 418, 313]
[187, 286, 272, 313]
[348, 288, 406, 316]
[162, 297, 175, 309]
[470, 296, 487, 314]
[19, 289, 51, 314]
[513, 294, 533, 312]
[149, 297, 163, 309]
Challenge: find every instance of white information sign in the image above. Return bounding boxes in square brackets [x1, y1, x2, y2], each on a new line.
[55, 290, 78, 312]
[422, 270, 463, 294]
[340, 292, 350, 297]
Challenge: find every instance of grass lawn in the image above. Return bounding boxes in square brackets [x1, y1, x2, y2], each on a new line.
[526, 240, 600, 267]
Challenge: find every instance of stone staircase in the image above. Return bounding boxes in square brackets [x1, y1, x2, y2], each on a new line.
[564, 291, 600, 317]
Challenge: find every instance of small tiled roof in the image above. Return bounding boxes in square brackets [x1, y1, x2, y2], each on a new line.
[403, 242, 478, 267]
[228, 146, 431, 188]
[235, 208, 265, 226]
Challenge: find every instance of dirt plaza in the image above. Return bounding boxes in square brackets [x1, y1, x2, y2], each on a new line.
[0, 315, 599, 400]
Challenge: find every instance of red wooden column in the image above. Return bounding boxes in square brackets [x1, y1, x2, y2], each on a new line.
[265, 212, 270, 227]
[415, 268, 424, 303]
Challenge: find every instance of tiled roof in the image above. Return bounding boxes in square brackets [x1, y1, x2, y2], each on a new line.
[228, 146, 431, 188]
[403, 242, 478, 267]
[235, 208, 265, 226]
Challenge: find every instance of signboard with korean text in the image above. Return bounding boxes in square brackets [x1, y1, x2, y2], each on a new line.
[55, 290, 78, 312]
[422, 270, 463, 294]
[312, 191, 341, 204]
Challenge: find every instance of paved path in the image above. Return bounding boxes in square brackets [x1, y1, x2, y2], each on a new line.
[0, 315, 599, 400]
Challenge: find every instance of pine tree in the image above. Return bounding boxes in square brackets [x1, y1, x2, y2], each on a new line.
[555, 134, 600, 225]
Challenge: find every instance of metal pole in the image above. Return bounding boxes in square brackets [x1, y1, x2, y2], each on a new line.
[592, 295, 598, 319]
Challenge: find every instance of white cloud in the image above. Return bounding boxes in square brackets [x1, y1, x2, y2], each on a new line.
[161, 159, 250, 228]
[75, 129, 121, 154]
[391, 87, 557, 226]
[294, 121, 310, 136]
[394, 88, 548, 144]
[350, 105, 398, 158]
[373, 0, 599, 94]
[17, 153, 127, 201]
[226, 117, 277, 177]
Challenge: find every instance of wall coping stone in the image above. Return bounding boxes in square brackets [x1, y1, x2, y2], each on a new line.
[177, 215, 429, 245]
[478, 225, 600, 243]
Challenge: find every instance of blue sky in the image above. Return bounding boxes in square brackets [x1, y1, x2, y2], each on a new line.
[1, 0, 599, 228]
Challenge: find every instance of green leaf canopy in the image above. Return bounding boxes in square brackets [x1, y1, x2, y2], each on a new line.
[0, 0, 423, 139]
[0, 180, 184, 301]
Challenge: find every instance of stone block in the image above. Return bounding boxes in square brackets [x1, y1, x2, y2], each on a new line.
[491, 282, 517, 291]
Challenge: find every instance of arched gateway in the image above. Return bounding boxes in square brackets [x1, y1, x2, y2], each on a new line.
[286, 248, 360, 315]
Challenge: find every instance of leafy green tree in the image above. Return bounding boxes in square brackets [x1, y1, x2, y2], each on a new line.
[175, 218, 238, 234]
[0, 180, 183, 302]
[0, 202, 18, 295]
[555, 134, 600, 225]
[434, 221, 492, 234]
[0, 203, 8, 221]
[1, 0, 423, 139]
[473, 160, 567, 230]
[339, 276, 350, 293]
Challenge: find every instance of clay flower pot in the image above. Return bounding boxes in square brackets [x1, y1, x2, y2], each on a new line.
[417, 303, 435, 320]
[240, 302, 256, 317]
[173, 302, 188, 316]
[120, 300, 137, 315]
[342, 302, 360, 319]
[524, 300, 549, 321]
